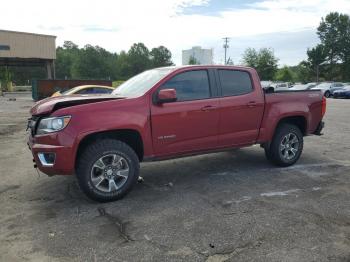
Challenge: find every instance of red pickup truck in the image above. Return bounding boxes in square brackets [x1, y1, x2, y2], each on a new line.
[28, 65, 326, 202]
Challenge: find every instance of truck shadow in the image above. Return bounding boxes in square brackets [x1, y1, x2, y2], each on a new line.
[29, 146, 324, 206]
[28, 147, 268, 204]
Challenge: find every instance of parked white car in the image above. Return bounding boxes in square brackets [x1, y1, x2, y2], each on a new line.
[271, 82, 292, 91]
[260, 81, 273, 89]
[290, 82, 318, 91]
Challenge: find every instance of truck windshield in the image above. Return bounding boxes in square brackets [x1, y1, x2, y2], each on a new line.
[112, 67, 176, 97]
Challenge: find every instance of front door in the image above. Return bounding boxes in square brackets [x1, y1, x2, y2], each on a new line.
[151, 69, 220, 156]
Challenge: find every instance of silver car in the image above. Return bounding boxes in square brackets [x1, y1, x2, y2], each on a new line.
[311, 82, 343, 98]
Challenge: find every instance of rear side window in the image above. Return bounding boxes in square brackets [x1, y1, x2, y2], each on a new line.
[161, 70, 210, 101]
[218, 70, 253, 96]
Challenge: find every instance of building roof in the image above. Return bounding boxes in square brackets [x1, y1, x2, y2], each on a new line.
[0, 29, 56, 38]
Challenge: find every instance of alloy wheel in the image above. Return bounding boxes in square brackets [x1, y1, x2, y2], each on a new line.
[90, 154, 130, 192]
[279, 133, 299, 161]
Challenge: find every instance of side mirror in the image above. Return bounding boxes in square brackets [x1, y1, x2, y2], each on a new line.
[157, 88, 177, 103]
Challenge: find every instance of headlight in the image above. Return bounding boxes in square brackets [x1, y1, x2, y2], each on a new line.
[36, 116, 71, 135]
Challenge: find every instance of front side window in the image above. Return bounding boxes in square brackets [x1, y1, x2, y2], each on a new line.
[218, 70, 253, 96]
[161, 70, 210, 101]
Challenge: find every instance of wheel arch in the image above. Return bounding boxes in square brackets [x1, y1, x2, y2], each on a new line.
[275, 115, 307, 136]
[75, 129, 144, 166]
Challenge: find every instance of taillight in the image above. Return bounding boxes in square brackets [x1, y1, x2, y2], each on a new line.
[321, 96, 326, 117]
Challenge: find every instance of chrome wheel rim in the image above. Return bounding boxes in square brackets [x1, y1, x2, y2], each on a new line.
[279, 133, 299, 161]
[90, 154, 129, 193]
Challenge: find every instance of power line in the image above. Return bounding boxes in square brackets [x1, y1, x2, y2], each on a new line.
[223, 37, 230, 65]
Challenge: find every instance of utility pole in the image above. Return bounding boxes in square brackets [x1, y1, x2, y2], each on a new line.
[223, 37, 230, 65]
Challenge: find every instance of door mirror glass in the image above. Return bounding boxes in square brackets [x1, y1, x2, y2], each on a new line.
[158, 88, 177, 103]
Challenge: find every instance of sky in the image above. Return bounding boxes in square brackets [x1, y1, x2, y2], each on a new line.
[1, 0, 350, 66]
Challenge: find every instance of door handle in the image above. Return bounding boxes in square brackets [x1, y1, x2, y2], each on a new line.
[201, 105, 217, 111]
[246, 101, 257, 108]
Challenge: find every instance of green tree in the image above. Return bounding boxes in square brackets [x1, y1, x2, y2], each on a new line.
[56, 41, 80, 79]
[242, 48, 278, 80]
[127, 43, 151, 76]
[115, 50, 131, 80]
[242, 48, 258, 68]
[0, 67, 12, 91]
[150, 46, 173, 67]
[275, 66, 295, 82]
[71, 45, 117, 79]
[294, 62, 313, 83]
[317, 12, 350, 79]
[306, 44, 327, 82]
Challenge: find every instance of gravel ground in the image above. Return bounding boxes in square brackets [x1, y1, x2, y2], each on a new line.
[0, 93, 349, 262]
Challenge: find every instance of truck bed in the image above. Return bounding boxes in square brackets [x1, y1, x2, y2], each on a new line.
[257, 89, 324, 142]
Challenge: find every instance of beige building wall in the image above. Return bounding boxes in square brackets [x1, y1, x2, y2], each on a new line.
[0, 30, 56, 59]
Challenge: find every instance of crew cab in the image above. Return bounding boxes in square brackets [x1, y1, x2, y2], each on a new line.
[27, 65, 326, 202]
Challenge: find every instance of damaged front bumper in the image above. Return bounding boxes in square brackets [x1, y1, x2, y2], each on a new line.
[27, 134, 75, 176]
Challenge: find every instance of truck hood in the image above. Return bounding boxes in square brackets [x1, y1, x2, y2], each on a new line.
[30, 94, 125, 116]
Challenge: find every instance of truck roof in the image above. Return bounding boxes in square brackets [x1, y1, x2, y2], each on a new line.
[156, 65, 254, 71]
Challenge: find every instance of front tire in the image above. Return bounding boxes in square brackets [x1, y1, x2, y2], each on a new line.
[264, 124, 303, 167]
[324, 91, 330, 98]
[76, 139, 139, 202]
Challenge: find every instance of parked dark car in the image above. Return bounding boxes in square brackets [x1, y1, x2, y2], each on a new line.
[329, 82, 345, 96]
[333, 86, 350, 98]
[312, 82, 344, 97]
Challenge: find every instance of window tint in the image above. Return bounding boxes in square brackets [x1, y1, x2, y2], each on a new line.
[76, 88, 94, 94]
[218, 70, 253, 96]
[161, 70, 210, 101]
[94, 87, 112, 94]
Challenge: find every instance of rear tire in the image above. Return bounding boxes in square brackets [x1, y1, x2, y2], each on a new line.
[324, 91, 330, 98]
[264, 124, 303, 167]
[76, 139, 139, 202]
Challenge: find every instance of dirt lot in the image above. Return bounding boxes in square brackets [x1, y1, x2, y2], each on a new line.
[0, 93, 349, 262]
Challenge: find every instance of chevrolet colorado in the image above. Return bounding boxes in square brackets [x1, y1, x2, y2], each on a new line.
[27, 65, 326, 202]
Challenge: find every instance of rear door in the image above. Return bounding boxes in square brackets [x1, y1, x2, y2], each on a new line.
[216, 69, 264, 147]
[150, 69, 220, 156]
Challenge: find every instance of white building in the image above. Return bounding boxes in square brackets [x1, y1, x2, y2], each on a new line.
[182, 46, 213, 65]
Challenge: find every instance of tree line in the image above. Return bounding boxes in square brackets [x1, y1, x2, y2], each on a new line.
[242, 12, 350, 82]
[0, 42, 173, 87]
[56, 41, 173, 80]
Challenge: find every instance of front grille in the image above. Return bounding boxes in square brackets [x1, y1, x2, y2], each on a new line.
[27, 116, 39, 136]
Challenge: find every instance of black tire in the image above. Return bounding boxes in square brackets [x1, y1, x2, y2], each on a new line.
[76, 139, 139, 202]
[264, 124, 303, 167]
[324, 91, 330, 98]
